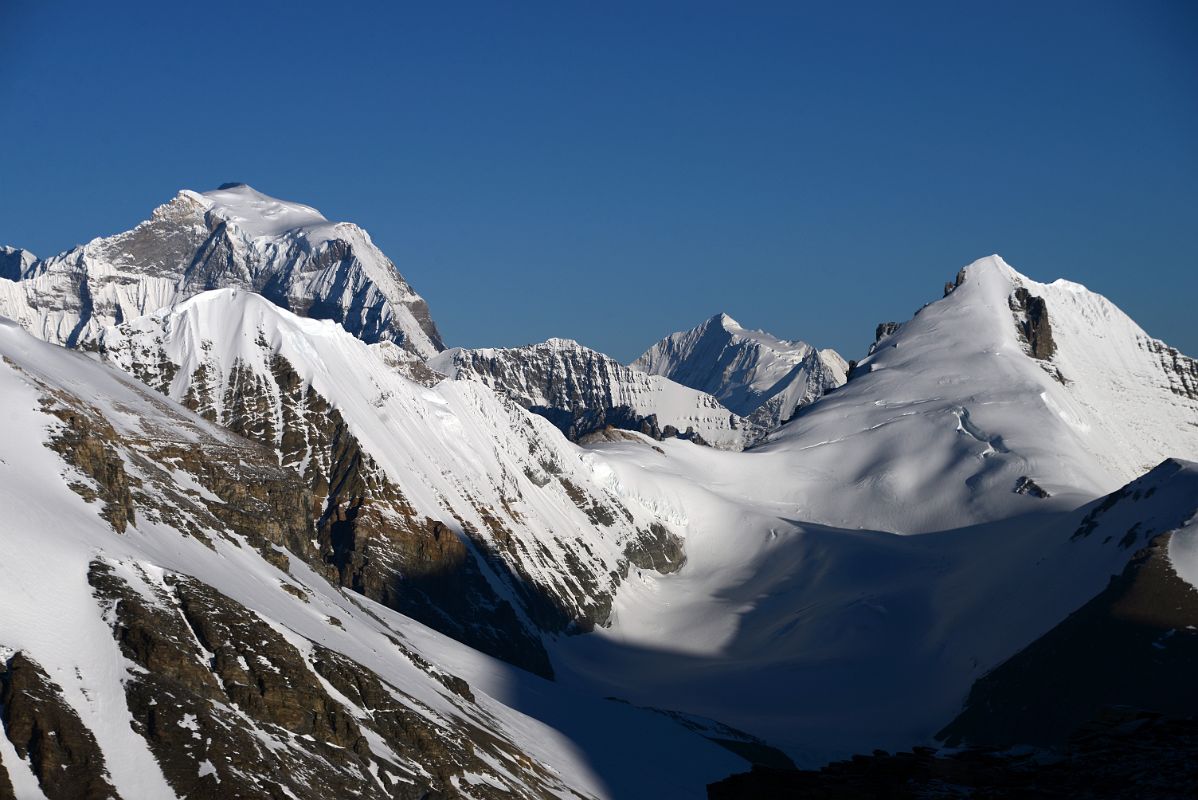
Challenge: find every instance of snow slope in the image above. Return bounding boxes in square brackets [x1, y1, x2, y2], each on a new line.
[430, 338, 747, 449]
[550, 255, 1198, 764]
[0, 185, 443, 357]
[557, 439, 1198, 765]
[0, 316, 745, 799]
[632, 312, 847, 435]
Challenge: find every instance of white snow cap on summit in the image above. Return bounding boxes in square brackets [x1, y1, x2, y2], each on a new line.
[632, 310, 847, 424]
[191, 183, 329, 239]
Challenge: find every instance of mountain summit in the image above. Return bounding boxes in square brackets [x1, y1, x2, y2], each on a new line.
[0, 185, 443, 357]
[632, 311, 847, 432]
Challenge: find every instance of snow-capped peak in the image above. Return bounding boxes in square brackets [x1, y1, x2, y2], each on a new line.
[0, 186, 445, 356]
[767, 254, 1198, 527]
[632, 313, 847, 428]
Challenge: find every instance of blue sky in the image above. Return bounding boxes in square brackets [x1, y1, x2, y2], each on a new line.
[2, 1, 1195, 361]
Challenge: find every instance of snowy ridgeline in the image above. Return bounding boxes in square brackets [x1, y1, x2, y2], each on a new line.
[0, 186, 1197, 799]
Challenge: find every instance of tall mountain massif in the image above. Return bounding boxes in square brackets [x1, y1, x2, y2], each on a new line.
[1, 186, 1196, 799]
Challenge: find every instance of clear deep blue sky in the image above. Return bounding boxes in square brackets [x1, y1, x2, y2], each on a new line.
[2, 1, 1195, 361]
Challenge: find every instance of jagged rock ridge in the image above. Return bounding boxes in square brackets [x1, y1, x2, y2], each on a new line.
[429, 337, 746, 448]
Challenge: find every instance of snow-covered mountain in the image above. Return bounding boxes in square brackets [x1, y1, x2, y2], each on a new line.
[758, 255, 1198, 529]
[632, 312, 848, 435]
[96, 289, 690, 677]
[429, 338, 746, 448]
[0, 185, 443, 358]
[552, 256, 1198, 765]
[2, 180, 1197, 800]
[0, 316, 744, 799]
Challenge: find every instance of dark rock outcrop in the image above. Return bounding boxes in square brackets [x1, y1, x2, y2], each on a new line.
[0, 652, 118, 800]
[1013, 476, 1050, 498]
[40, 394, 136, 533]
[624, 523, 687, 574]
[532, 404, 715, 447]
[1010, 286, 1056, 360]
[865, 322, 900, 358]
[88, 561, 565, 799]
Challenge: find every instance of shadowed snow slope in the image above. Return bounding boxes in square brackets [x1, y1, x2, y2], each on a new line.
[0, 185, 443, 357]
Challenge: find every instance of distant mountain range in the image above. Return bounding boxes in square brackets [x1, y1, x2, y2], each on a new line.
[1, 185, 1195, 799]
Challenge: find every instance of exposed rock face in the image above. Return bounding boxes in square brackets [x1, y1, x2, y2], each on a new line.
[40, 394, 137, 533]
[14, 353, 318, 577]
[1146, 338, 1198, 400]
[632, 313, 847, 435]
[88, 561, 573, 799]
[624, 523, 687, 574]
[942, 266, 968, 297]
[430, 338, 746, 449]
[0, 323, 621, 799]
[530, 403, 711, 446]
[1009, 285, 1056, 359]
[864, 321, 900, 359]
[0, 652, 118, 800]
[100, 327, 555, 675]
[0, 185, 443, 357]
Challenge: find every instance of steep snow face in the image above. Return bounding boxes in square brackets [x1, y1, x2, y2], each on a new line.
[429, 338, 746, 449]
[98, 290, 689, 670]
[0, 185, 443, 357]
[0, 318, 744, 799]
[632, 313, 847, 434]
